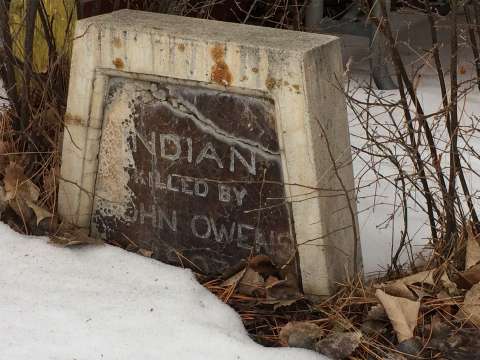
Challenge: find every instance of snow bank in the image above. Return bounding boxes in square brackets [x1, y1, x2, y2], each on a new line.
[0, 223, 326, 359]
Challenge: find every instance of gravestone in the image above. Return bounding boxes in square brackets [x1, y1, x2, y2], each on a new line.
[59, 10, 360, 296]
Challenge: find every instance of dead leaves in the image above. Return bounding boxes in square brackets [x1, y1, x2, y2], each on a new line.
[26, 200, 54, 225]
[4, 162, 40, 222]
[357, 243, 480, 358]
[465, 223, 480, 269]
[1, 161, 62, 235]
[222, 255, 302, 309]
[237, 267, 265, 296]
[0, 161, 103, 248]
[279, 321, 361, 359]
[138, 248, 153, 258]
[457, 283, 480, 326]
[49, 224, 103, 247]
[375, 289, 420, 342]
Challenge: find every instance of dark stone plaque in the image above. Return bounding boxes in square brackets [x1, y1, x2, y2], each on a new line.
[93, 77, 297, 278]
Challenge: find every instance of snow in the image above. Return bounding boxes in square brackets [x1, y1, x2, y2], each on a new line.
[351, 82, 480, 273]
[0, 223, 326, 359]
[345, 16, 480, 274]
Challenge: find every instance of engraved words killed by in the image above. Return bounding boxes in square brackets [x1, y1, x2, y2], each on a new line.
[93, 78, 296, 275]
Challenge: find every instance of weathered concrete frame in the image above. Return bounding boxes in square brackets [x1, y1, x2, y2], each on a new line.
[59, 10, 360, 296]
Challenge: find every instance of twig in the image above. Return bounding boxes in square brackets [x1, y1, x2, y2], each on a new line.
[0, 0, 20, 117]
[465, 5, 480, 92]
[20, 0, 41, 131]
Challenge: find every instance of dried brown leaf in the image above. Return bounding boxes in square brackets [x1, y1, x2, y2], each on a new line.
[457, 263, 480, 288]
[237, 268, 264, 296]
[4, 162, 40, 221]
[265, 275, 281, 288]
[266, 279, 302, 302]
[379, 269, 455, 300]
[375, 289, 420, 342]
[439, 271, 458, 295]
[272, 298, 301, 310]
[379, 281, 417, 301]
[4, 162, 39, 200]
[26, 200, 53, 226]
[249, 255, 279, 278]
[221, 268, 247, 288]
[466, 223, 480, 269]
[457, 283, 480, 326]
[49, 226, 103, 247]
[138, 248, 153, 257]
[398, 269, 436, 286]
[376, 271, 433, 301]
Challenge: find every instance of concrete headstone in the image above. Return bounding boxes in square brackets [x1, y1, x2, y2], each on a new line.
[59, 10, 360, 295]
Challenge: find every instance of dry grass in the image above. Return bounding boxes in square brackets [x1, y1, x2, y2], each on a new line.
[203, 266, 478, 358]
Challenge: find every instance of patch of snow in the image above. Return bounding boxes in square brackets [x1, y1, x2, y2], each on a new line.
[0, 223, 327, 359]
[347, 19, 480, 274]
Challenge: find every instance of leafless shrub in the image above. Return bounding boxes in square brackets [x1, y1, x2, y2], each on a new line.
[172, 0, 307, 30]
[348, 0, 480, 274]
[0, 0, 74, 219]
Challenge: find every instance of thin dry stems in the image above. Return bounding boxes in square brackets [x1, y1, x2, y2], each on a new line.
[349, 0, 480, 273]
[0, 0, 73, 219]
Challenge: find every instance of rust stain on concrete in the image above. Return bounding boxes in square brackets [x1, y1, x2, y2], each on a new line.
[64, 113, 82, 125]
[265, 76, 281, 91]
[113, 37, 122, 48]
[210, 44, 232, 86]
[113, 58, 124, 69]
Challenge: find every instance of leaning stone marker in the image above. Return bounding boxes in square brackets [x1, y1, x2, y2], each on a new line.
[59, 10, 360, 296]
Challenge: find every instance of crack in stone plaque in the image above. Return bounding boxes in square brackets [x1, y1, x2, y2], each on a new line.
[92, 76, 298, 280]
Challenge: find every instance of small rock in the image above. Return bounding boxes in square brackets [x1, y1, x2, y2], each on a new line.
[428, 327, 480, 360]
[396, 337, 422, 358]
[360, 319, 387, 336]
[315, 331, 362, 359]
[279, 322, 324, 350]
[367, 304, 388, 321]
